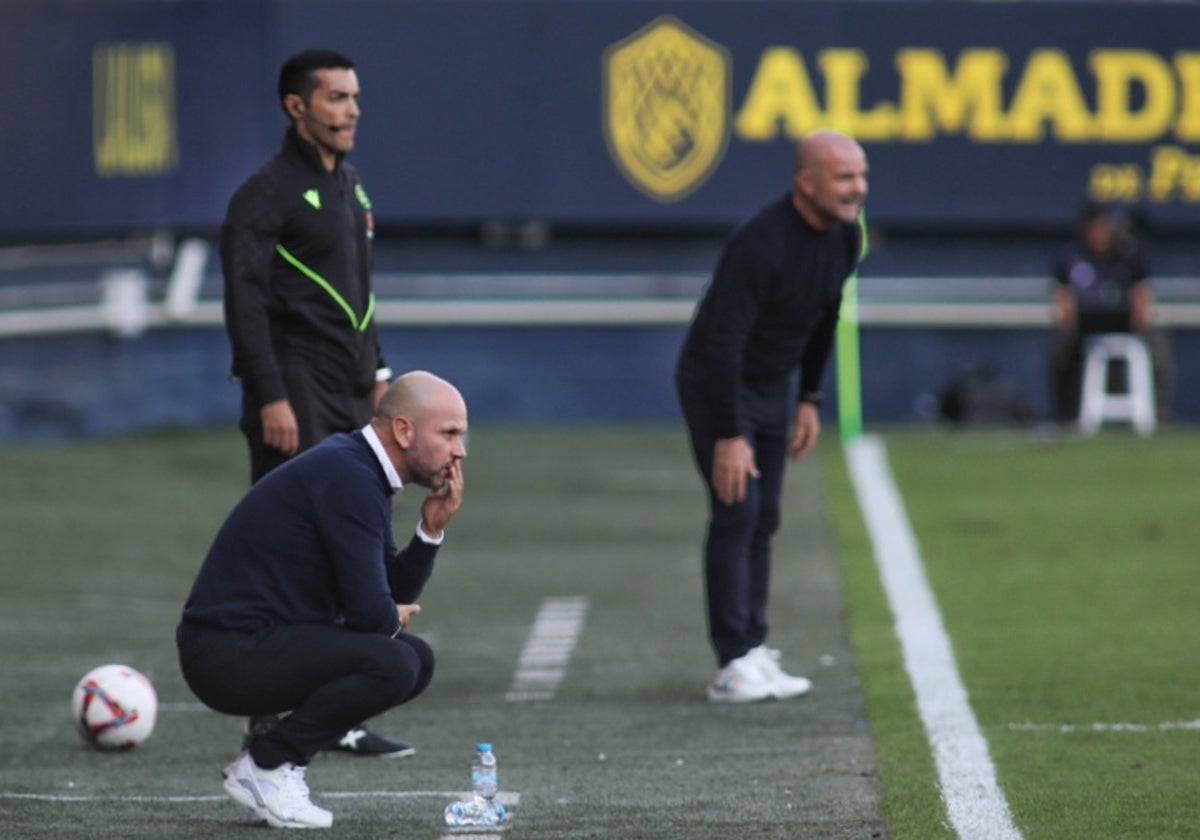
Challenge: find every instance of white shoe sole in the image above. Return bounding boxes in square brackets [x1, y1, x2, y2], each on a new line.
[772, 677, 813, 700]
[706, 684, 775, 703]
[262, 809, 331, 829]
[222, 762, 332, 829]
[222, 768, 271, 823]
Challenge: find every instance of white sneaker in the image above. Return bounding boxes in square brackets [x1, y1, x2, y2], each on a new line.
[747, 645, 812, 699]
[222, 751, 333, 829]
[706, 652, 776, 703]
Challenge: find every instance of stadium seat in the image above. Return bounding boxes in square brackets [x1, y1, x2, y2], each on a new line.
[1078, 333, 1156, 437]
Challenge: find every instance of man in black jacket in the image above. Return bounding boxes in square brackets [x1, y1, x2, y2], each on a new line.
[220, 49, 404, 757]
[177, 371, 467, 829]
[222, 48, 389, 483]
[676, 129, 868, 703]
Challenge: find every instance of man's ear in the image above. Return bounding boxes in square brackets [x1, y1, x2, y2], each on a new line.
[391, 415, 414, 449]
[284, 93, 306, 122]
[795, 168, 814, 199]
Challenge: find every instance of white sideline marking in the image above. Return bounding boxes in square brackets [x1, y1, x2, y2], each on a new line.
[0, 790, 520, 805]
[845, 436, 1022, 840]
[1008, 720, 1200, 733]
[506, 596, 588, 702]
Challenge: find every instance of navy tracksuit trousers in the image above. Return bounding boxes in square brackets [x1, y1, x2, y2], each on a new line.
[676, 370, 791, 667]
[176, 621, 433, 768]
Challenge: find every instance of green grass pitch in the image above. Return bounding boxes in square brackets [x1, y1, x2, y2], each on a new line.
[2, 424, 1197, 838]
[824, 428, 1200, 840]
[0, 425, 882, 839]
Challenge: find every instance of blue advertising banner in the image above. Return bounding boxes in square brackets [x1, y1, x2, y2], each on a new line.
[3, 0, 1199, 234]
[2, 0, 268, 234]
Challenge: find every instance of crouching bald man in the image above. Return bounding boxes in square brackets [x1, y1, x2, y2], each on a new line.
[176, 371, 468, 829]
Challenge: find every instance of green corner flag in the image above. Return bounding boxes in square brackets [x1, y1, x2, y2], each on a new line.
[836, 213, 869, 440]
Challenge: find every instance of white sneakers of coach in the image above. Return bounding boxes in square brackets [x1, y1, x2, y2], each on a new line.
[706, 645, 813, 703]
[222, 751, 333, 829]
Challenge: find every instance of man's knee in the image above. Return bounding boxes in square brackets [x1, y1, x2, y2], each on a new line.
[710, 498, 759, 538]
[755, 504, 781, 539]
[373, 637, 435, 705]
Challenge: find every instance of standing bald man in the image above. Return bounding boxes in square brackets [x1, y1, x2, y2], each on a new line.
[177, 371, 467, 829]
[676, 130, 868, 704]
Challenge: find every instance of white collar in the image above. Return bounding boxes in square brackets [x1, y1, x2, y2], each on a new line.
[361, 424, 403, 491]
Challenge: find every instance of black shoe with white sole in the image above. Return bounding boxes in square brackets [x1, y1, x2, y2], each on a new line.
[243, 715, 415, 758]
[331, 727, 415, 758]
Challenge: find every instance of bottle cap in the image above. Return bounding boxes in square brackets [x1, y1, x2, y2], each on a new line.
[476, 743, 492, 751]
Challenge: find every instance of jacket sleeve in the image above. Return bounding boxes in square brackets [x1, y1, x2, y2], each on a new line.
[798, 293, 843, 399]
[386, 534, 438, 605]
[697, 233, 774, 439]
[315, 469, 408, 636]
[221, 176, 288, 406]
[799, 221, 862, 401]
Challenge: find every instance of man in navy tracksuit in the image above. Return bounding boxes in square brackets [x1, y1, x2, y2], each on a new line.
[220, 49, 403, 757]
[177, 372, 467, 829]
[676, 130, 868, 704]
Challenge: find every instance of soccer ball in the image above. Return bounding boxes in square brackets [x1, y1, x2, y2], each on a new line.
[71, 664, 158, 750]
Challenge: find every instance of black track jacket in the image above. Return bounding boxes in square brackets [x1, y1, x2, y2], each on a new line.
[221, 127, 387, 408]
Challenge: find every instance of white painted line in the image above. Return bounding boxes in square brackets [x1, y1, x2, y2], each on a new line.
[845, 436, 1022, 840]
[506, 596, 588, 703]
[0, 790, 520, 805]
[0, 793, 227, 803]
[13, 788, 522, 837]
[1008, 720, 1200, 733]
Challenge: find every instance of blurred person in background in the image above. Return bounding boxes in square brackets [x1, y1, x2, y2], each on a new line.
[1049, 202, 1173, 424]
[675, 129, 867, 704]
[220, 48, 406, 758]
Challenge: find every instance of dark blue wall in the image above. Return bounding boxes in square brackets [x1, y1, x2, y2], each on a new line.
[5, 0, 1200, 234]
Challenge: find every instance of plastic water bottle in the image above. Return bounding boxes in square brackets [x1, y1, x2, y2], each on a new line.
[443, 743, 507, 827]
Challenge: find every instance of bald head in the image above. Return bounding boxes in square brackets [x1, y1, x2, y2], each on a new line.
[795, 129, 862, 173]
[792, 129, 868, 228]
[374, 371, 465, 426]
[372, 371, 468, 488]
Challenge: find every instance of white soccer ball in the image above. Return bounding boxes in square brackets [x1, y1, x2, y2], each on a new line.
[71, 664, 158, 750]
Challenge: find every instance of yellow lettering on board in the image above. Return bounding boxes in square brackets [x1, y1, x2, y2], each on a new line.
[1147, 145, 1200, 201]
[894, 48, 1008, 140]
[93, 43, 178, 177]
[733, 48, 824, 140]
[1173, 53, 1200, 141]
[1003, 49, 1092, 141]
[1091, 50, 1175, 142]
[1089, 162, 1144, 202]
[818, 49, 896, 140]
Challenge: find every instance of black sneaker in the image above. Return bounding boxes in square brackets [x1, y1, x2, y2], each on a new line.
[331, 727, 415, 758]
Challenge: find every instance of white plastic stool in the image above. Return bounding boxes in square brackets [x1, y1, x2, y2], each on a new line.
[1078, 333, 1156, 436]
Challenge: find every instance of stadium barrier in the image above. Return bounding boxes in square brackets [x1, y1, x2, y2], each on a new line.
[1, 238, 1198, 439]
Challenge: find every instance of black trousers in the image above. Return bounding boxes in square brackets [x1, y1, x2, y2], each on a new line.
[177, 622, 433, 768]
[677, 370, 790, 667]
[240, 360, 374, 483]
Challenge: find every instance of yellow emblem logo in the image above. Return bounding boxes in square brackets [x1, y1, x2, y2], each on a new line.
[604, 16, 730, 203]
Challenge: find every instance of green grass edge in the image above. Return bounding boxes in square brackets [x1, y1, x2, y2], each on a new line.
[821, 434, 955, 840]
